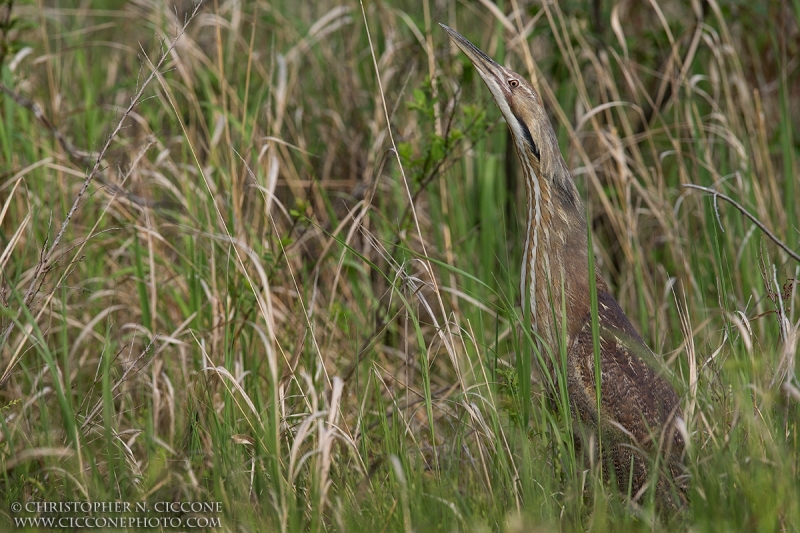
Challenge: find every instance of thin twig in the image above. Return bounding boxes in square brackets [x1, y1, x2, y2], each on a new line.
[0, 2, 203, 357]
[682, 183, 800, 263]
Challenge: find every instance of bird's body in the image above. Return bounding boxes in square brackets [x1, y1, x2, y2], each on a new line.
[442, 24, 687, 514]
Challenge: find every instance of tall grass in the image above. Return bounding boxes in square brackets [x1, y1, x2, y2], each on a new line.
[0, 0, 798, 531]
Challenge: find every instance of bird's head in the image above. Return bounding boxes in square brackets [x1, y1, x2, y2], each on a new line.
[440, 24, 542, 161]
[441, 23, 579, 212]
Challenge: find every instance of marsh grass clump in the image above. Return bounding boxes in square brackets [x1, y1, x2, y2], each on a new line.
[0, 0, 798, 531]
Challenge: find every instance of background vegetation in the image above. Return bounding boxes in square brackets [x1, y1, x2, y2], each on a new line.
[1, 0, 798, 530]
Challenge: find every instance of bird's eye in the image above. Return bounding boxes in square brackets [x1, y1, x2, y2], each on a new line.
[508, 79, 519, 88]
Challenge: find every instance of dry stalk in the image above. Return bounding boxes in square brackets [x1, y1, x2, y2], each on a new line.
[0, 2, 204, 384]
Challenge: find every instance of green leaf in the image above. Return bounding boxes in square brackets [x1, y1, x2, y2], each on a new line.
[397, 141, 413, 163]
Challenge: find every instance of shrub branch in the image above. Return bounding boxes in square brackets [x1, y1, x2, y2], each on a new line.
[683, 183, 800, 263]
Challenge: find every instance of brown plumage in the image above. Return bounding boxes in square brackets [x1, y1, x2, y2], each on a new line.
[441, 24, 687, 514]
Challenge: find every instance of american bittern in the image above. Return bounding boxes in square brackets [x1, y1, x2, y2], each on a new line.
[441, 24, 687, 514]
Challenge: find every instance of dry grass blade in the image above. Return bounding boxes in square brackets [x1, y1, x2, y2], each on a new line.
[3, 447, 72, 473]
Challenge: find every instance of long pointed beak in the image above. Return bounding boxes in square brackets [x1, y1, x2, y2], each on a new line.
[439, 24, 504, 88]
